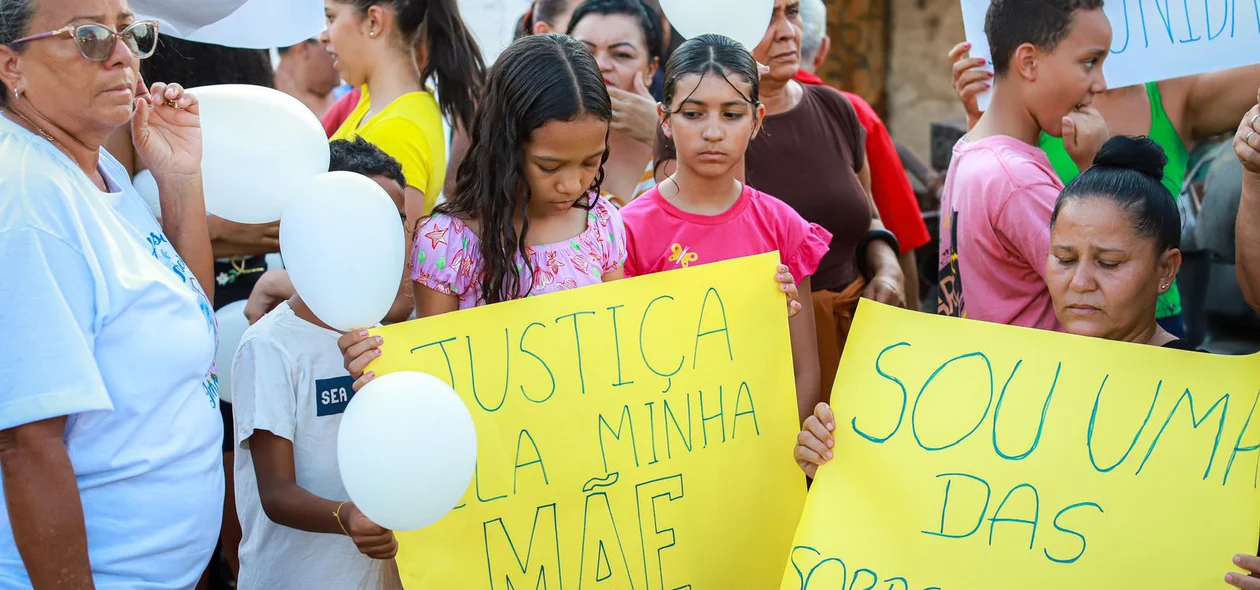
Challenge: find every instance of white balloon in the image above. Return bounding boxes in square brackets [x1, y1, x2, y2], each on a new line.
[133, 0, 325, 49]
[193, 84, 329, 224]
[131, 169, 162, 219]
[337, 372, 477, 532]
[657, 0, 775, 50]
[130, 0, 248, 37]
[213, 300, 250, 405]
[280, 171, 404, 332]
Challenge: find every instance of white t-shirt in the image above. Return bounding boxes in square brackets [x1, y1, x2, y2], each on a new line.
[232, 301, 389, 590]
[0, 116, 224, 588]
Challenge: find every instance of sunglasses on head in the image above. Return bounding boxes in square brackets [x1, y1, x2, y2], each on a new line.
[12, 20, 160, 62]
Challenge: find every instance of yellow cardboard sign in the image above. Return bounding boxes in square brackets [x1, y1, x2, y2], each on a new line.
[369, 253, 807, 589]
[782, 301, 1260, 590]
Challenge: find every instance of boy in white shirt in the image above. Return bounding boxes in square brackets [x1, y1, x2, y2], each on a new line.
[231, 137, 413, 589]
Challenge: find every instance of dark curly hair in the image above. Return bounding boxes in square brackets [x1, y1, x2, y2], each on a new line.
[329, 137, 407, 188]
[435, 33, 611, 305]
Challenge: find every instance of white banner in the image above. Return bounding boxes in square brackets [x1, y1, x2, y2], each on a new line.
[961, 0, 1260, 110]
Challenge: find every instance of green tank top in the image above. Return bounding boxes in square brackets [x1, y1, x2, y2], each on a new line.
[1038, 82, 1186, 318]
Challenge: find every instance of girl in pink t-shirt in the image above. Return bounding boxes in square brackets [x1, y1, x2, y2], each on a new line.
[621, 34, 831, 424]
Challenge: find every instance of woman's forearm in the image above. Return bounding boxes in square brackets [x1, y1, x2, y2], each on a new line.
[1238, 171, 1260, 310]
[155, 173, 215, 301]
[0, 418, 94, 589]
[865, 219, 904, 281]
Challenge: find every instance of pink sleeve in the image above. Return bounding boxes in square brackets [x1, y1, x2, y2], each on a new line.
[411, 215, 476, 296]
[594, 198, 628, 273]
[621, 206, 644, 278]
[772, 196, 834, 283]
[785, 223, 833, 283]
[995, 183, 1059, 281]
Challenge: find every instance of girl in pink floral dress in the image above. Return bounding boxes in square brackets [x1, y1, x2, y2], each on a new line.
[411, 34, 625, 314]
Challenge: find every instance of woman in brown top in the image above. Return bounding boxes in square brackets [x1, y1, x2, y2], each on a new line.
[656, 0, 905, 400]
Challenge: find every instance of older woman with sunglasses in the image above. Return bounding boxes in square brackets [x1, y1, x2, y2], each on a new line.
[0, 0, 222, 588]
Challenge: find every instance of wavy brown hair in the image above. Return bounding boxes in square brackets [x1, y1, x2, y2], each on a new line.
[434, 34, 611, 304]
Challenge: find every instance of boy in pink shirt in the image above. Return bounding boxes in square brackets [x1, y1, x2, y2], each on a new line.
[937, 0, 1111, 330]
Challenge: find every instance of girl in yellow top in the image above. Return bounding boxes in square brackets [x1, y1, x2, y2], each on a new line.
[323, 0, 485, 226]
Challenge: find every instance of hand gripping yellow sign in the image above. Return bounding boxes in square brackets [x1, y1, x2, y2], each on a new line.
[782, 301, 1260, 590]
[369, 253, 807, 589]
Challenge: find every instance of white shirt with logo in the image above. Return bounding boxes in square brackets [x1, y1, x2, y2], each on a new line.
[0, 116, 223, 589]
[231, 301, 389, 589]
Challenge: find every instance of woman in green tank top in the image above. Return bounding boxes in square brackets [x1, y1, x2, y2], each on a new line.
[1038, 82, 1187, 327]
[949, 43, 1260, 337]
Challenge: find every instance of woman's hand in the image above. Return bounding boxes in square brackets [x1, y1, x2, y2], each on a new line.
[948, 42, 991, 127]
[795, 402, 836, 479]
[132, 82, 201, 180]
[1237, 95, 1260, 175]
[244, 270, 294, 325]
[1226, 554, 1260, 588]
[864, 270, 906, 308]
[776, 264, 803, 318]
[338, 330, 384, 391]
[340, 503, 398, 560]
[609, 73, 660, 146]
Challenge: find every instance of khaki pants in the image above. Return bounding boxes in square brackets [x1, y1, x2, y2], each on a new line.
[812, 277, 866, 404]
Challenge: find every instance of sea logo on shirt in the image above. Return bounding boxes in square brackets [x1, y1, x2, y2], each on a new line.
[316, 376, 357, 417]
[937, 210, 967, 318]
[668, 243, 699, 268]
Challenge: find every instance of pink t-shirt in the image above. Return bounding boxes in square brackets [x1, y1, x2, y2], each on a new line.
[621, 184, 832, 283]
[411, 195, 627, 309]
[936, 135, 1064, 331]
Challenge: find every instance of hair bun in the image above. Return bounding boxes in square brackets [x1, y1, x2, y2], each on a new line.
[1092, 135, 1166, 182]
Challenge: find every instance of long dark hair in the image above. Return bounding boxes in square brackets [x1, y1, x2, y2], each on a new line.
[565, 0, 663, 62]
[348, 0, 485, 130]
[1052, 135, 1180, 253]
[435, 34, 611, 305]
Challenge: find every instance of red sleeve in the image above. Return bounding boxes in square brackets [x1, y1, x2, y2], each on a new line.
[321, 88, 362, 137]
[841, 91, 931, 253]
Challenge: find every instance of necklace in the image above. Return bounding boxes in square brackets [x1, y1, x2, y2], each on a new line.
[1, 107, 59, 145]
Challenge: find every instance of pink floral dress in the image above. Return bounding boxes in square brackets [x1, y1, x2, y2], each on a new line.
[411, 195, 627, 309]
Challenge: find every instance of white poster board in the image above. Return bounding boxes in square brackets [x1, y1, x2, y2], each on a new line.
[961, 0, 1260, 110]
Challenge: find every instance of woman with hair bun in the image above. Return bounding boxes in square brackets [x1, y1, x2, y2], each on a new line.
[1043, 135, 1185, 348]
[796, 136, 1195, 479]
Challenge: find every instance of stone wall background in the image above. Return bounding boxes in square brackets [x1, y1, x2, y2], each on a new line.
[822, 0, 967, 161]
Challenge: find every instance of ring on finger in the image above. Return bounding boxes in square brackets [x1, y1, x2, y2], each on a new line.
[1251, 113, 1259, 127]
[164, 99, 180, 109]
[1249, 130, 1257, 144]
